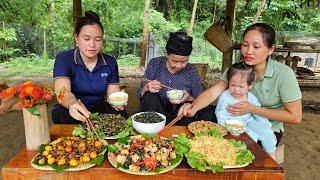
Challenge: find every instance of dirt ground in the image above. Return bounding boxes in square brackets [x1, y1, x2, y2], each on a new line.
[0, 75, 319, 180]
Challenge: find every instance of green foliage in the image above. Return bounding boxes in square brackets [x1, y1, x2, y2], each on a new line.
[83, 0, 144, 38]
[27, 106, 41, 116]
[116, 54, 140, 67]
[0, 55, 54, 77]
[149, 9, 179, 51]
[0, 0, 319, 72]
[0, 27, 17, 42]
[234, 0, 320, 43]
[0, 27, 20, 60]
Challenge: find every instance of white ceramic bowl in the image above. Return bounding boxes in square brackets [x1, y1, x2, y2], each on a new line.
[166, 90, 184, 100]
[131, 112, 166, 134]
[108, 92, 128, 106]
[225, 119, 247, 136]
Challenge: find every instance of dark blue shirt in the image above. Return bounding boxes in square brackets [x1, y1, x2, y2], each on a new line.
[53, 48, 119, 108]
[137, 56, 202, 101]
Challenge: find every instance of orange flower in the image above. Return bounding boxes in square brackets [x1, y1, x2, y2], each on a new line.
[1, 87, 17, 99]
[0, 81, 53, 109]
[23, 81, 33, 86]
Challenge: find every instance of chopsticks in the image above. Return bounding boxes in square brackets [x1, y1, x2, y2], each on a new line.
[142, 78, 175, 90]
[85, 117, 101, 141]
[158, 113, 184, 135]
[76, 99, 101, 140]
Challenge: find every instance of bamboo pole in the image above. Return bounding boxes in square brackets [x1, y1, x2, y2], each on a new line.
[140, 0, 151, 68]
[188, 0, 199, 36]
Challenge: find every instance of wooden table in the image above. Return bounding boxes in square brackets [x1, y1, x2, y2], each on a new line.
[2, 125, 284, 180]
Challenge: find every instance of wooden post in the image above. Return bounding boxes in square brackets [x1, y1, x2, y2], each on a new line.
[23, 104, 50, 150]
[222, 0, 236, 71]
[188, 0, 199, 36]
[140, 0, 151, 68]
[73, 0, 82, 47]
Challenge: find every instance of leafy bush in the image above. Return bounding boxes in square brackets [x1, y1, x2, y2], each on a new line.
[116, 54, 140, 67]
[0, 55, 54, 77]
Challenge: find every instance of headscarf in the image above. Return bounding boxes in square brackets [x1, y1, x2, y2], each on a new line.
[166, 31, 193, 56]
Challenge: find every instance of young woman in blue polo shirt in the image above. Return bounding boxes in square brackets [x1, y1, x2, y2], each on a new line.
[52, 11, 128, 124]
[179, 23, 302, 144]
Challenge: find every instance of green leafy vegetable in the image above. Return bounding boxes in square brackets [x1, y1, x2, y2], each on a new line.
[115, 127, 135, 139]
[118, 137, 130, 145]
[52, 164, 70, 171]
[133, 112, 164, 123]
[108, 144, 117, 153]
[210, 164, 223, 173]
[185, 152, 207, 172]
[236, 150, 255, 165]
[125, 117, 133, 126]
[32, 159, 47, 166]
[38, 144, 45, 153]
[89, 154, 105, 165]
[73, 113, 134, 139]
[195, 126, 222, 138]
[174, 134, 190, 154]
[229, 139, 247, 150]
[169, 153, 183, 165]
[141, 133, 157, 139]
[72, 125, 87, 138]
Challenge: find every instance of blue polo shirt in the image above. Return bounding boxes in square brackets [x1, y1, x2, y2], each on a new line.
[53, 48, 119, 108]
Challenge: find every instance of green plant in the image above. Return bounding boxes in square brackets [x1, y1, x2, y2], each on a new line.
[0, 27, 20, 61]
[116, 54, 140, 67]
[0, 55, 54, 77]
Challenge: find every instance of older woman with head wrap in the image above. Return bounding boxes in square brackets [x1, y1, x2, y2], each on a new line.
[137, 31, 215, 125]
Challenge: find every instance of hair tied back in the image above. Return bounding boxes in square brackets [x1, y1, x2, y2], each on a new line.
[85, 11, 100, 22]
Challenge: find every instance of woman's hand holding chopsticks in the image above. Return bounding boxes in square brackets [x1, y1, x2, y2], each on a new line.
[144, 79, 162, 93]
[69, 99, 90, 122]
[142, 78, 175, 91]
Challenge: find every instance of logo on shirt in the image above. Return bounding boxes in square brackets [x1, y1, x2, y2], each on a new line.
[100, 73, 108, 77]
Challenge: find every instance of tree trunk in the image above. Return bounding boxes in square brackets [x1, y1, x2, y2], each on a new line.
[43, 28, 47, 55]
[2, 22, 8, 62]
[252, 0, 267, 24]
[140, 0, 151, 68]
[212, 4, 216, 23]
[167, 0, 173, 19]
[73, 0, 82, 47]
[156, 0, 169, 19]
[222, 0, 236, 71]
[188, 0, 199, 36]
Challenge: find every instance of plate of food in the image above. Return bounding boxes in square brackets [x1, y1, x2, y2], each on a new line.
[188, 120, 227, 136]
[108, 135, 183, 175]
[31, 137, 108, 171]
[174, 132, 255, 173]
[72, 113, 135, 139]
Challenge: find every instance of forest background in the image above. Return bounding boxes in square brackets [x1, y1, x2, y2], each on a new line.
[0, 0, 319, 77]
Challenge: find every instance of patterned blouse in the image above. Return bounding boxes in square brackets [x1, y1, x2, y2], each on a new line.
[137, 56, 202, 101]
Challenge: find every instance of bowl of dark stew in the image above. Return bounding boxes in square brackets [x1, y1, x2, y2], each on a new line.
[131, 112, 166, 134]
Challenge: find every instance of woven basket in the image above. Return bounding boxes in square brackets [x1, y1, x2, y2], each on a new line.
[204, 24, 232, 52]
